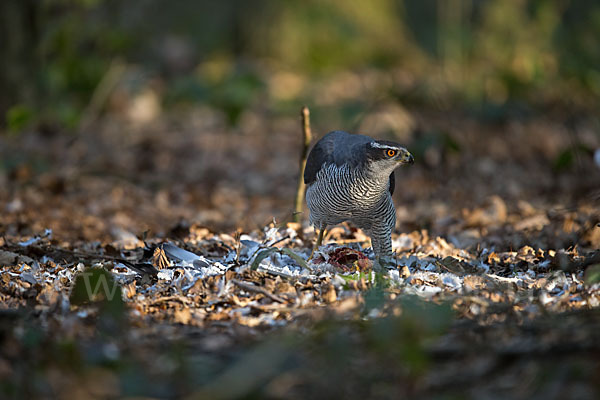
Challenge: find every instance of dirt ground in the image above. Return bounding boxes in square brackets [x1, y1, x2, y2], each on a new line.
[1, 105, 600, 399]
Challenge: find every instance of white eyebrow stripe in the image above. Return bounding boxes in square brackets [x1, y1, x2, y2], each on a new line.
[370, 142, 400, 150]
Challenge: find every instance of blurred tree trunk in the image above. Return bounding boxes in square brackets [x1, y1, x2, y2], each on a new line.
[0, 0, 39, 126]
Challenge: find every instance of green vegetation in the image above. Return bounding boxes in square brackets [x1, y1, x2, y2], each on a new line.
[2, 0, 600, 130]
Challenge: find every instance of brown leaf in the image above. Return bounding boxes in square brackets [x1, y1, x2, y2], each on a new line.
[174, 307, 192, 324]
[152, 246, 169, 269]
[322, 284, 337, 303]
[463, 275, 489, 291]
[400, 266, 411, 278]
[487, 252, 500, 264]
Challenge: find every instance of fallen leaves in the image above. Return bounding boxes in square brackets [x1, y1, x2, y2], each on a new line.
[1, 106, 600, 398]
[231, 278, 287, 304]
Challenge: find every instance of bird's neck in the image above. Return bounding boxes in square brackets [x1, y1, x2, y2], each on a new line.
[358, 165, 393, 194]
[364, 164, 394, 182]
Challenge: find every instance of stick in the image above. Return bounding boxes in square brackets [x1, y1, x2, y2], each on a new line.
[151, 295, 193, 306]
[293, 106, 312, 223]
[231, 278, 286, 303]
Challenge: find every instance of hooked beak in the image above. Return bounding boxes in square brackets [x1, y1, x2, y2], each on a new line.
[399, 149, 414, 165]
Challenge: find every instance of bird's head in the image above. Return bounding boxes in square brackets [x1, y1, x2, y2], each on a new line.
[363, 140, 414, 173]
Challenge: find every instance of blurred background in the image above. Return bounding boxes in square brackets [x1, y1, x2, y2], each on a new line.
[1, 0, 599, 244]
[3, 0, 599, 126]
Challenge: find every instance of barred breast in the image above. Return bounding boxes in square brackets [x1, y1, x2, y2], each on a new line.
[306, 162, 396, 257]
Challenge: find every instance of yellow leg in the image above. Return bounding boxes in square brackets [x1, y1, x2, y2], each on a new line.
[308, 227, 326, 261]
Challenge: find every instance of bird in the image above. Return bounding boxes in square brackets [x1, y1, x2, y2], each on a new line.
[304, 130, 414, 269]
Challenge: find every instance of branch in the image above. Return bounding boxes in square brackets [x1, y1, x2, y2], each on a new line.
[293, 106, 312, 223]
[231, 278, 286, 303]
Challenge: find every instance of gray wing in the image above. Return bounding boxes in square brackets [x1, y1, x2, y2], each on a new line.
[304, 131, 373, 185]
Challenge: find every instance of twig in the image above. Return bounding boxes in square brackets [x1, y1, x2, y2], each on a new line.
[150, 295, 193, 306]
[266, 234, 290, 248]
[231, 278, 286, 303]
[234, 228, 242, 265]
[293, 106, 312, 223]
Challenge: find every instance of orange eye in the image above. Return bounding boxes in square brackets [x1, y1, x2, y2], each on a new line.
[386, 149, 396, 157]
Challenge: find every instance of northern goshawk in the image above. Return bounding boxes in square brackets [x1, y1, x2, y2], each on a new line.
[304, 130, 414, 268]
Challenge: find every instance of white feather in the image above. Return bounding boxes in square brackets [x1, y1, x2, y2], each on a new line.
[369, 141, 399, 150]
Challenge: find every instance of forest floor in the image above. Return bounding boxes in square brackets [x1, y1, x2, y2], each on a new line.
[1, 105, 600, 399]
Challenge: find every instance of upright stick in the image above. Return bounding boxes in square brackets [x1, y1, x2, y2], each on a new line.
[294, 106, 312, 223]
